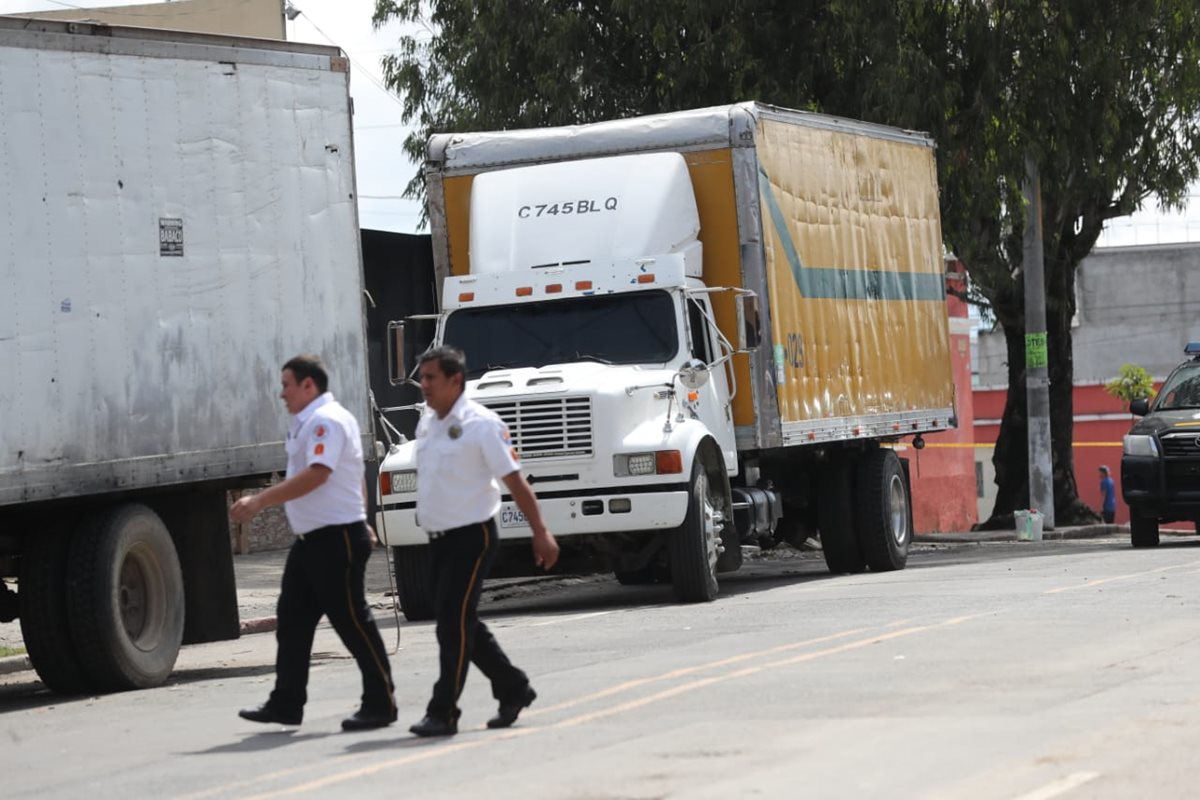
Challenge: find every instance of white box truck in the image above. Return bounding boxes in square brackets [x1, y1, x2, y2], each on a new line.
[377, 103, 955, 619]
[0, 19, 368, 692]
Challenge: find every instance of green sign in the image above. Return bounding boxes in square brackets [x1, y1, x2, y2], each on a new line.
[1025, 332, 1047, 369]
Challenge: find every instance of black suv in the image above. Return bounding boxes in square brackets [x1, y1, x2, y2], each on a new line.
[1122, 342, 1200, 547]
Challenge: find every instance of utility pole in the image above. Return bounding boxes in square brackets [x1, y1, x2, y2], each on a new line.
[1023, 152, 1055, 529]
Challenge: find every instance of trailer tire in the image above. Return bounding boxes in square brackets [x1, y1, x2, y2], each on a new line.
[393, 545, 435, 621]
[19, 526, 90, 694]
[66, 505, 185, 691]
[855, 449, 911, 571]
[670, 458, 722, 603]
[1130, 512, 1160, 548]
[818, 457, 866, 574]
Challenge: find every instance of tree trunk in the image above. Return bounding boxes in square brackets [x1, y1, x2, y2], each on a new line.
[979, 262, 1101, 530]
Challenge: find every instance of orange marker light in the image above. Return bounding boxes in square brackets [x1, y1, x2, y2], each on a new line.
[575, 281, 593, 291]
[655, 450, 683, 474]
[379, 472, 392, 495]
[458, 292, 475, 302]
[516, 286, 533, 297]
[636, 274, 656, 284]
[546, 284, 562, 294]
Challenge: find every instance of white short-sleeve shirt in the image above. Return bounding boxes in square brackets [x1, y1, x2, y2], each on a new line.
[283, 392, 366, 534]
[414, 393, 521, 532]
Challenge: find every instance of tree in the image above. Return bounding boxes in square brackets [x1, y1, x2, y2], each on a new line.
[374, 0, 1200, 524]
[1105, 364, 1157, 408]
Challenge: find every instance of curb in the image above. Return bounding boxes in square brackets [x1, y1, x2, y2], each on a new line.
[0, 619, 281, 678]
[915, 524, 1127, 544]
[240, 616, 277, 636]
[0, 654, 30, 676]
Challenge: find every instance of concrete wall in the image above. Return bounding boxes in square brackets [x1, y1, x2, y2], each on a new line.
[11, 0, 286, 39]
[977, 242, 1200, 387]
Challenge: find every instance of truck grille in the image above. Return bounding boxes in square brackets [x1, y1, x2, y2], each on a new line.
[482, 397, 592, 460]
[1161, 434, 1200, 458]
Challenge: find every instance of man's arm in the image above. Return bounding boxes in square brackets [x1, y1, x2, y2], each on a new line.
[501, 471, 559, 570]
[230, 465, 331, 523]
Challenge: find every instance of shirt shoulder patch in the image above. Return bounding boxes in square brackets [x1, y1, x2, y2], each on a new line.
[314, 443, 325, 456]
[314, 424, 327, 439]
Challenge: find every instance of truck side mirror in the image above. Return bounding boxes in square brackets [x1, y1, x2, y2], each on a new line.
[736, 292, 762, 351]
[1129, 398, 1149, 416]
[386, 321, 407, 386]
[677, 358, 711, 390]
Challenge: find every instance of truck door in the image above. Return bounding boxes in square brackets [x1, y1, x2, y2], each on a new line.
[686, 296, 737, 472]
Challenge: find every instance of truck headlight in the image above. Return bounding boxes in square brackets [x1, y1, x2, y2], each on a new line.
[1123, 435, 1160, 458]
[381, 470, 418, 495]
[614, 452, 657, 477]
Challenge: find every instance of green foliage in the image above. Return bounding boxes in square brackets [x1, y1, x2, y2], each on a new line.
[373, 0, 1200, 517]
[1105, 364, 1157, 404]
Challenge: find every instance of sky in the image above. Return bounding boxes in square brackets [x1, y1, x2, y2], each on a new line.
[2, 0, 1199, 245]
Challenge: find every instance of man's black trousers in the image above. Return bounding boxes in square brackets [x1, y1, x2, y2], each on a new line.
[427, 519, 528, 720]
[270, 521, 395, 717]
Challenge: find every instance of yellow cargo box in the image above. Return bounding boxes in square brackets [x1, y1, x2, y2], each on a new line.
[426, 102, 955, 451]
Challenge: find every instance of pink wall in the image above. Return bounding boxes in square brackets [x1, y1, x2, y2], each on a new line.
[906, 261, 979, 533]
[973, 383, 1148, 524]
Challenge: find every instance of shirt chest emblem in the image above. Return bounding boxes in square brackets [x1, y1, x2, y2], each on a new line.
[448, 424, 462, 440]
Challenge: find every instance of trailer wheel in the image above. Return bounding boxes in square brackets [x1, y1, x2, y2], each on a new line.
[670, 458, 722, 603]
[818, 457, 866, 574]
[19, 526, 90, 694]
[855, 449, 911, 571]
[1130, 512, 1160, 548]
[392, 545, 435, 621]
[66, 505, 185, 691]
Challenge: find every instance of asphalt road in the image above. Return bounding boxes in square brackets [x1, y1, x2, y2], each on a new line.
[4, 536, 1200, 799]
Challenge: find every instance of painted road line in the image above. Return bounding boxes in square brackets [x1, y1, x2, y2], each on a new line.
[1043, 559, 1200, 594]
[230, 615, 981, 798]
[1011, 771, 1100, 800]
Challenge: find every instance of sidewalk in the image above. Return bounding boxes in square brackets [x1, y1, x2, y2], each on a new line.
[0, 525, 1138, 678]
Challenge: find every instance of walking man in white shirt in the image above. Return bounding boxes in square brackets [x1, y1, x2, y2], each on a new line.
[232, 354, 397, 731]
[408, 346, 559, 737]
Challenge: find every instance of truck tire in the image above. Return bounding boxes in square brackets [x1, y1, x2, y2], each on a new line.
[670, 458, 721, 603]
[818, 457, 866, 574]
[66, 505, 185, 691]
[855, 449, 911, 571]
[392, 545, 435, 621]
[19, 527, 90, 694]
[1129, 511, 1160, 548]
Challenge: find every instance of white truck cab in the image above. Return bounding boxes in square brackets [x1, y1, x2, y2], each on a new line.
[378, 152, 755, 617]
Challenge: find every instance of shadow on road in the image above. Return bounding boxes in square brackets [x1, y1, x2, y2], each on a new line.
[183, 729, 336, 756]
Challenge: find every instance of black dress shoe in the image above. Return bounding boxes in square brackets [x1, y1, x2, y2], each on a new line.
[238, 703, 302, 726]
[342, 707, 398, 731]
[409, 715, 458, 737]
[487, 685, 537, 729]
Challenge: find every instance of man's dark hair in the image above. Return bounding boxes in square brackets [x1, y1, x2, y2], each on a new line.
[283, 354, 329, 393]
[418, 345, 467, 381]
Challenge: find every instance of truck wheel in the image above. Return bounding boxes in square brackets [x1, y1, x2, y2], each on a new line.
[855, 449, 911, 571]
[1129, 512, 1160, 548]
[392, 545, 435, 621]
[19, 527, 90, 694]
[670, 458, 722, 602]
[66, 505, 185, 691]
[818, 457, 866, 574]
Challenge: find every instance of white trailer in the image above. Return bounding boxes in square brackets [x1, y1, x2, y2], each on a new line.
[0, 19, 369, 692]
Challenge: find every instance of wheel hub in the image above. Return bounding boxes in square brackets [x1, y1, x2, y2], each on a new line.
[887, 473, 909, 546]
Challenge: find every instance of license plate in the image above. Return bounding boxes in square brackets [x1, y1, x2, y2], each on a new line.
[499, 503, 528, 529]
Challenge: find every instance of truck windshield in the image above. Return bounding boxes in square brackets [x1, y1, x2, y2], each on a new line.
[444, 290, 678, 378]
[1155, 363, 1200, 410]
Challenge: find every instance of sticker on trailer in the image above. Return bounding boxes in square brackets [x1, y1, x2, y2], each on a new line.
[159, 218, 184, 257]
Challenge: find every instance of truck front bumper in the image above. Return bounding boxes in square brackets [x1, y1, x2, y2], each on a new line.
[377, 486, 690, 547]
